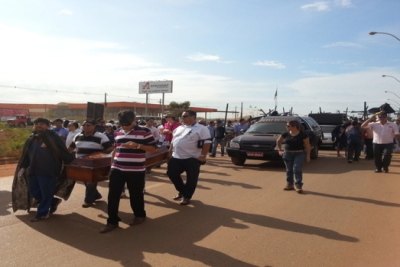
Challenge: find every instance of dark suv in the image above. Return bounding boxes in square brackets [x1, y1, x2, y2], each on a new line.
[226, 116, 322, 166]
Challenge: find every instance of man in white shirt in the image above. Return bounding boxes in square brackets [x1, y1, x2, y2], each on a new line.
[362, 112, 400, 173]
[167, 110, 211, 205]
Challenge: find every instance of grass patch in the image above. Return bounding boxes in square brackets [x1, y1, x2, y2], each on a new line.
[0, 123, 32, 158]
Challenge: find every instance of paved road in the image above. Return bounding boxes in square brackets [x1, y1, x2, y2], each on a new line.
[1, 150, 400, 267]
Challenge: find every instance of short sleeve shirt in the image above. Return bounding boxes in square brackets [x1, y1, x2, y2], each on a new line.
[171, 123, 211, 159]
[282, 131, 307, 151]
[368, 121, 399, 144]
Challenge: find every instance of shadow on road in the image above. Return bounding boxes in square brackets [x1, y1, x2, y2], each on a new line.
[0, 190, 12, 216]
[16, 193, 358, 267]
[305, 190, 400, 207]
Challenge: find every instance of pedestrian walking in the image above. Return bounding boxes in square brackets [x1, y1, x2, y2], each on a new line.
[276, 120, 311, 193]
[345, 119, 363, 163]
[167, 110, 211, 205]
[69, 119, 113, 208]
[100, 110, 156, 233]
[13, 118, 74, 221]
[361, 112, 399, 173]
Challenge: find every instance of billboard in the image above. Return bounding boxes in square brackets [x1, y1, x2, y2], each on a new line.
[139, 80, 173, 94]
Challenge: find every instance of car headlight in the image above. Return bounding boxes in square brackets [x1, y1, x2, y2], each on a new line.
[230, 141, 240, 149]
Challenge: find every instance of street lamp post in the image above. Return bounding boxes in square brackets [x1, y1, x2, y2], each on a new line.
[382, 74, 400, 84]
[387, 98, 400, 106]
[369, 31, 400, 42]
[385, 90, 400, 100]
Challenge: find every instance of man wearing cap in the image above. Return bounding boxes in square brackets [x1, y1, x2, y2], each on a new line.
[69, 119, 113, 207]
[361, 112, 400, 173]
[12, 118, 74, 221]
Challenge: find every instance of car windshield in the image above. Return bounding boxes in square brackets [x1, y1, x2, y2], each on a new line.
[245, 121, 287, 135]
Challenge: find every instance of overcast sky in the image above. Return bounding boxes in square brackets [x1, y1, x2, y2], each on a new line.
[0, 0, 399, 116]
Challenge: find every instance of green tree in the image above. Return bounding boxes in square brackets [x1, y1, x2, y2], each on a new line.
[167, 101, 190, 117]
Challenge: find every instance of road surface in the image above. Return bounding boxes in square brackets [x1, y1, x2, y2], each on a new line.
[1, 150, 400, 266]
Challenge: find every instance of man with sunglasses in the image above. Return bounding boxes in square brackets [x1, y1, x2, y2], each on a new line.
[167, 110, 211, 205]
[100, 110, 156, 233]
[361, 112, 399, 173]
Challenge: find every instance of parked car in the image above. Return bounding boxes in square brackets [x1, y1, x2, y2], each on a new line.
[226, 115, 322, 166]
[6, 114, 32, 127]
[308, 113, 348, 149]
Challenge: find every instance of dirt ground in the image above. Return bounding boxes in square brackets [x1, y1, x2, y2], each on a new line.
[0, 163, 16, 177]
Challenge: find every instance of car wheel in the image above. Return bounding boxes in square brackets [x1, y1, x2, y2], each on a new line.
[231, 156, 246, 166]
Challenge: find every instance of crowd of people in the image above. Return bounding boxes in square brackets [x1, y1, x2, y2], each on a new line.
[12, 110, 254, 233]
[12, 110, 400, 232]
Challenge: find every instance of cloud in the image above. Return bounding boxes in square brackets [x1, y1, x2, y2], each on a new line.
[301, 0, 353, 11]
[301, 1, 330, 11]
[334, 0, 353, 8]
[253, 60, 286, 69]
[186, 53, 231, 63]
[323, 41, 363, 48]
[59, 9, 73, 16]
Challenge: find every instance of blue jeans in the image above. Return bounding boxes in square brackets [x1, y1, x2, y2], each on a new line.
[282, 151, 305, 187]
[373, 143, 394, 170]
[29, 175, 57, 217]
[212, 138, 225, 156]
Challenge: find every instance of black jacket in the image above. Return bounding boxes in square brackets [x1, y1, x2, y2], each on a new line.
[12, 130, 75, 212]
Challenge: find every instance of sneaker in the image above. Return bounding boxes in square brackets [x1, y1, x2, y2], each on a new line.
[179, 198, 191, 205]
[50, 198, 62, 214]
[30, 214, 50, 222]
[383, 167, 389, 173]
[374, 169, 382, 173]
[82, 202, 94, 208]
[283, 184, 295, 191]
[129, 217, 146, 226]
[99, 223, 118, 234]
[172, 193, 183, 201]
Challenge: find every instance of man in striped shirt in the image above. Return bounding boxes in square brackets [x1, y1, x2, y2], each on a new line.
[69, 119, 113, 207]
[100, 110, 156, 234]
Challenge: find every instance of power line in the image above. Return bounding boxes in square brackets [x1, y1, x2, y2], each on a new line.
[0, 84, 161, 103]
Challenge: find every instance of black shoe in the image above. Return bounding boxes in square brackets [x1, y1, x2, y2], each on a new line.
[179, 198, 191, 205]
[50, 198, 62, 214]
[172, 193, 183, 201]
[129, 217, 146, 226]
[283, 184, 295, 191]
[30, 214, 50, 222]
[375, 169, 382, 173]
[99, 223, 118, 234]
[383, 167, 389, 173]
[82, 202, 94, 208]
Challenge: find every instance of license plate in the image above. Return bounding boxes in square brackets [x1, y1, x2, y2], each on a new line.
[247, 152, 263, 157]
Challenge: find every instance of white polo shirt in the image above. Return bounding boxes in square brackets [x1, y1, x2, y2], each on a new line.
[171, 123, 211, 159]
[368, 121, 399, 144]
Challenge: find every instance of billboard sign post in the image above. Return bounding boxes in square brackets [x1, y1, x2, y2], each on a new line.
[139, 80, 173, 116]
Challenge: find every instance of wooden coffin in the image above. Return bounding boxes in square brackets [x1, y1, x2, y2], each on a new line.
[65, 154, 111, 183]
[65, 147, 169, 182]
